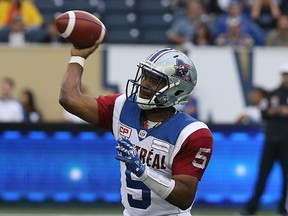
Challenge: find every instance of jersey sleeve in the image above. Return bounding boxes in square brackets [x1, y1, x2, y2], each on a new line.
[96, 93, 121, 131]
[172, 128, 213, 180]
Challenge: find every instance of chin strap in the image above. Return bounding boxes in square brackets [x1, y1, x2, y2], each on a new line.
[136, 96, 155, 110]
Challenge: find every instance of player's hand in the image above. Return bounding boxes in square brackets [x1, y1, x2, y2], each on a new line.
[71, 40, 101, 59]
[115, 137, 146, 177]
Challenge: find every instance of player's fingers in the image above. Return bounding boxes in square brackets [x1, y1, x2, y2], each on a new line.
[88, 40, 100, 52]
[117, 139, 129, 146]
[70, 41, 99, 58]
[95, 40, 101, 46]
[118, 143, 133, 152]
[116, 146, 129, 156]
[115, 155, 127, 162]
[117, 138, 133, 149]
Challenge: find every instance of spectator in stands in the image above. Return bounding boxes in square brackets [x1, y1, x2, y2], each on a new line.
[39, 20, 67, 45]
[7, 13, 26, 46]
[279, 0, 288, 15]
[19, 88, 42, 123]
[169, 0, 190, 16]
[0, 0, 43, 29]
[192, 22, 214, 45]
[214, 17, 255, 47]
[167, 0, 211, 53]
[236, 87, 267, 125]
[212, 0, 265, 45]
[250, 0, 281, 34]
[205, 0, 230, 21]
[206, 0, 251, 18]
[265, 15, 288, 46]
[0, 0, 44, 42]
[0, 77, 24, 122]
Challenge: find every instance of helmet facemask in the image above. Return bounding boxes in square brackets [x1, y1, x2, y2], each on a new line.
[126, 63, 170, 110]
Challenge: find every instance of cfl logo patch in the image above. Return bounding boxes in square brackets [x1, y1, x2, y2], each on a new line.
[119, 124, 132, 138]
[138, 130, 147, 139]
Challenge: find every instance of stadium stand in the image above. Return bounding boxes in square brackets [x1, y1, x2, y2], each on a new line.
[138, 12, 173, 44]
[102, 0, 138, 43]
[32, 0, 173, 44]
[137, 0, 171, 13]
[34, 0, 63, 21]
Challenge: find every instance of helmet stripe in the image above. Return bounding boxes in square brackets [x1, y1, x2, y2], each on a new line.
[148, 48, 173, 62]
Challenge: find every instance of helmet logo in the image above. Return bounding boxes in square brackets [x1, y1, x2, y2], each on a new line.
[172, 59, 192, 83]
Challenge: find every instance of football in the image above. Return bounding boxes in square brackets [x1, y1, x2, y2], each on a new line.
[55, 10, 108, 48]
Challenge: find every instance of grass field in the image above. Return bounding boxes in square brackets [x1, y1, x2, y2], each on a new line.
[0, 203, 279, 216]
[0, 209, 277, 216]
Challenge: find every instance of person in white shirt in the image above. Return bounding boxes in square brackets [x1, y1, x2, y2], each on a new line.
[0, 77, 24, 122]
[236, 87, 267, 125]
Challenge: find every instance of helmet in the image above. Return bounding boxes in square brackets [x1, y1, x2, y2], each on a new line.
[126, 48, 197, 110]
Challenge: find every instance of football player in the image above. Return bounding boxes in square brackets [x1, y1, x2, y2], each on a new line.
[59, 41, 213, 216]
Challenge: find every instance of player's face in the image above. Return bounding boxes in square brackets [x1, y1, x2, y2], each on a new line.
[1, 81, 13, 97]
[139, 70, 167, 99]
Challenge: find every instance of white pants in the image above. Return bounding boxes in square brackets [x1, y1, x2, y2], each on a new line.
[123, 209, 192, 216]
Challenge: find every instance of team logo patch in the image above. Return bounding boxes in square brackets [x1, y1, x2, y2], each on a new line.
[172, 58, 192, 83]
[151, 139, 170, 153]
[119, 123, 132, 138]
[138, 130, 147, 139]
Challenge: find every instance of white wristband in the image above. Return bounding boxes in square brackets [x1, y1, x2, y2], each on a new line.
[69, 56, 85, 68]
[139, 166, 175, 199]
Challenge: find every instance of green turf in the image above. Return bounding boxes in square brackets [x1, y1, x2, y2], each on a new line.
[0, 208, 278, 216]
[0, 202, 278, 215]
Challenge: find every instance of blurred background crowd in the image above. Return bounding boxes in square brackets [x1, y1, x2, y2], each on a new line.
[1, 0, 288, 124]
[0, 0, 287, 48]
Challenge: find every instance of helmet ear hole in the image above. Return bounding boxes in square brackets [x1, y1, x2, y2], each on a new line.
[175, 90, 184, 96]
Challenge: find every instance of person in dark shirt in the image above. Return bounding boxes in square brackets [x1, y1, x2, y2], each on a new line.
[40, 20, 67, 44]
[19, 88, 42, 123]
[250, 0, 281, 34]
[239, 63, 288, 216]
[280, 0, 288, 16]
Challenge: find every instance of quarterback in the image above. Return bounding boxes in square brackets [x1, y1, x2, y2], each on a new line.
[59, 41, 213, 216]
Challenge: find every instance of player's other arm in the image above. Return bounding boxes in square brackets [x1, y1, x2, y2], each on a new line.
[59, 41, 101, 125]
[167, 129, 213, 210]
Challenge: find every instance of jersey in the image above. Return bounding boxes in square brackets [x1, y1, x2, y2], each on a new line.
[96, 94, 213, 216]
